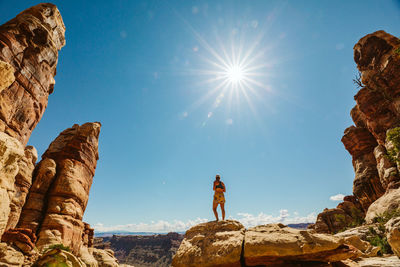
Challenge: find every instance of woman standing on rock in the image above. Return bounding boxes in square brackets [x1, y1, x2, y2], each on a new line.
[213, 174, 226, 221]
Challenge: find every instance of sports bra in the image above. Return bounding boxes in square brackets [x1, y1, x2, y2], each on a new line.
[215, 181, 224, 190]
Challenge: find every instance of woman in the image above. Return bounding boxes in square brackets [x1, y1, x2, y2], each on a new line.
[212, 174, 226, 221]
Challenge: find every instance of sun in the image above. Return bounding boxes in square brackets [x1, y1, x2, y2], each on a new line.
[225, 64, 245, 84]
[180, 22, 276, 126]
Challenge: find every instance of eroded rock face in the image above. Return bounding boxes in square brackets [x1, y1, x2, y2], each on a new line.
[1, 228, 36, 254]
[0, 132, 24, 238]
[0, 61, 15, 92]
[312, 196, 365, 234]
[34, 248, 86, 267]
[92, 248, 119, 267]
[314, 31, 400, 233]
[172, 220, 245, 267]
[17, 122, 102, 254]
[0, 3, 65, 145]
[0, 242, 25, 266]
[6, 146, 37, 230]
[244, 224, 361, 266]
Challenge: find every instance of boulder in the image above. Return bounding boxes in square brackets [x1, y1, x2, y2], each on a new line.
[365, 188, 400, 223]
[312, 208, 354, 234]
[385, 216, 400, 257]
[244, 224, 362, 266]
[0, 3, 65, 145]
[340, 235, 379, 257]
[172, 220, 245, 267]
[92, 248, 119, 267]
[34, 248, 86, 267]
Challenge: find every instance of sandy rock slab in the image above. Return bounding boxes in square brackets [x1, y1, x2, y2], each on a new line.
[244, 224, 361, 266]
[172, 220, 245, 267]
[355, 255, 400, 266]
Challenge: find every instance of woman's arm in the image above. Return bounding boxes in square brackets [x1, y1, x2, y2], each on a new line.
[222, 182, 226, 192]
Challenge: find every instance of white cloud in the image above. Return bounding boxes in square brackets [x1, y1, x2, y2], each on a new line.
[232, 211, 316, 228]
[93, 211, 316, 233]
[330, 194, 345, 201]
[94, 218, 208, 233]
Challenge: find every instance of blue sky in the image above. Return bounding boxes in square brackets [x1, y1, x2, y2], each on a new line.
[2, 1, 400, 232]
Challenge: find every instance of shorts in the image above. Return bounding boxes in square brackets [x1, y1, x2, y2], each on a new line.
[213, 192, 225, 204]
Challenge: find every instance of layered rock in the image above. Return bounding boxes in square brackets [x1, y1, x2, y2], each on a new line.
[0, 242, 25, 266]
[1, 228, 36, 254]
[244, 224, 361, 266]
[34, 247, 86, 267]
[0, 61, 15, 92]
[172, 221, 362, 267]
[0, 132, 24, 238]
[172, 220, 245, 267]
[313, 31, 400, 234]
[18, 122, 101, 254]
[311, 196, 365, 234]
[0, 3, 65, 145]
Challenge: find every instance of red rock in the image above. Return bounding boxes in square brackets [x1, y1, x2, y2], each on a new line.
[314, 31, 400, 234]
[18, 122, 101, 254]
[1, 228, 36, 254]
[0, 3, 65, 145]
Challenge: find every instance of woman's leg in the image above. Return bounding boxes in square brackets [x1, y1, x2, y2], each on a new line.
[213, 202, 219, 221]
[220, 203, 225, 220]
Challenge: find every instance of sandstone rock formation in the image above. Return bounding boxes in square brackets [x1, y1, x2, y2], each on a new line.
[0, 61, 15, 92]
[0, 3, 65, 145]
[18, 122, 101, 254]
[0, 132, 24, 238]
[34, 247, 86, 267]
[172, 220, 245, 267]
[244, 224, 361, 266]
[0, 4, 118, 266]
[6, 146, 37, 230]
[312, 31, 400, 234]
[0, 242, 25, 266]
[92, 248, 120, 267]
[312, 196, 365, 234]
[172, 221, 362, 267]
[385, 217, 400, 258]
[1, 228, 36, 254]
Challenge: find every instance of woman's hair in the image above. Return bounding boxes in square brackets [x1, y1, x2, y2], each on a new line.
[216, 174, 220, 180]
